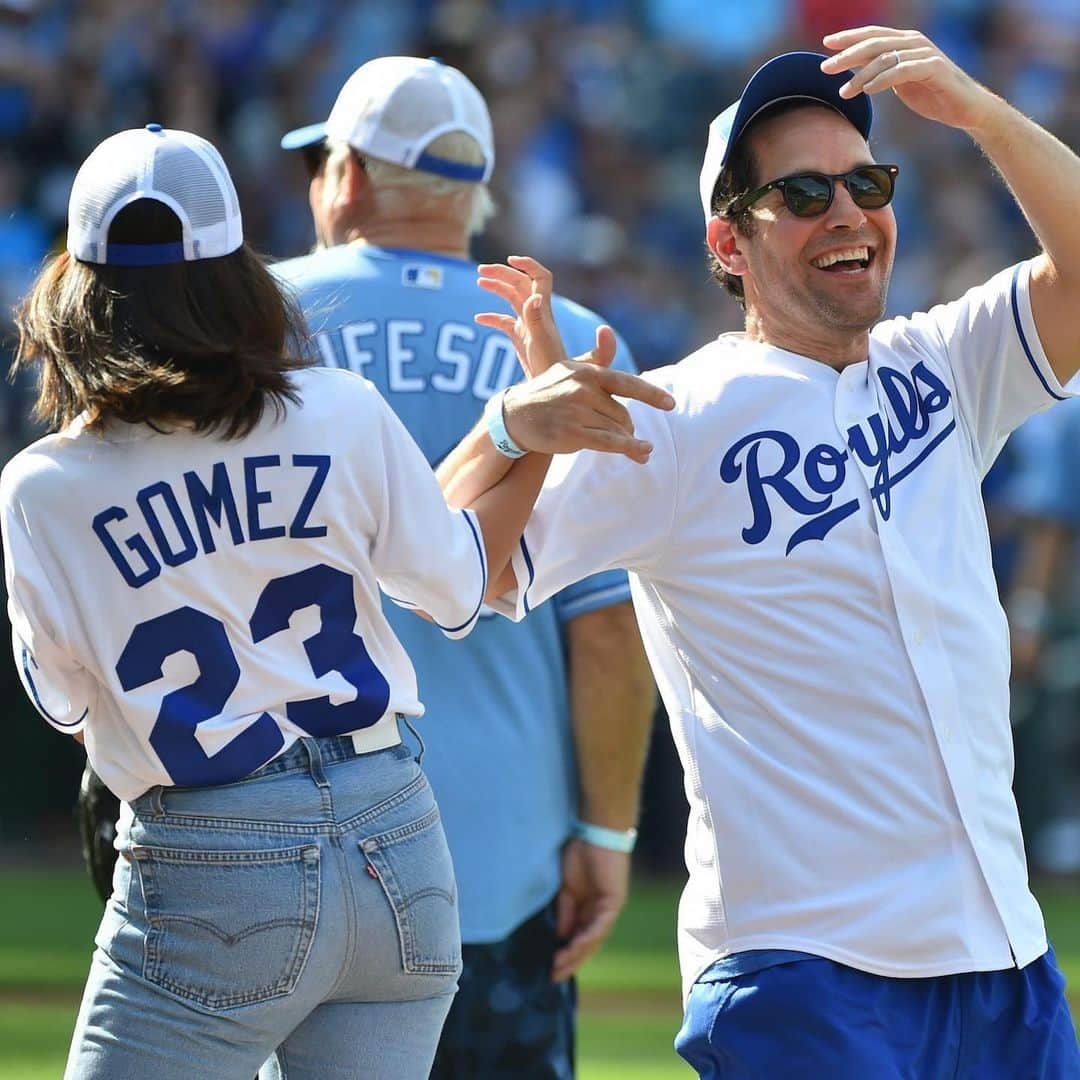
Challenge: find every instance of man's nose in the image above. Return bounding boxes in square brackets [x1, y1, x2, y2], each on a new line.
[824, 180, 867, 229]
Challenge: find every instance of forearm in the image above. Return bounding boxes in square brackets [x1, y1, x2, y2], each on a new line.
[468, 451, 552, 603]
[970, 95, 1080, 381]
[437, 418, 515, 509]
[568, 603, 655, 830]
[971, 96, 1080, 285]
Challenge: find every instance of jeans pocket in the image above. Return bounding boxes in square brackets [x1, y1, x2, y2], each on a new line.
[360, 805, 461, 976]
[131, 842, 320, 1010]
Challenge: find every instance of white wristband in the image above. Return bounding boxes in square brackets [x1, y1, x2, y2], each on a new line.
[573, 820, 638, 853]
[484, 389, 528, 460]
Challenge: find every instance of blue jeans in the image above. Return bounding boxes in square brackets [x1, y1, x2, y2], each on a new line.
[676, 949, 1080, 1079]
[65, 734, 461, 1079]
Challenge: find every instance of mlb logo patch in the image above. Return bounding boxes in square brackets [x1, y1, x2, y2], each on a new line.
[402, 264, 444, 290]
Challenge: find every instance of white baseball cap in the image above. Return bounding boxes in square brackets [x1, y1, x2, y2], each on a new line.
[698, 52, 873, 223]
[281, 56, 494, 183]
[67, 124, 244, 266]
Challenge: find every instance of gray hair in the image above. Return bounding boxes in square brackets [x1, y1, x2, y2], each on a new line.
[344, 130, 496, 237]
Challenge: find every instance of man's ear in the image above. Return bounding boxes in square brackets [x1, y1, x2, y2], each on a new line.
[332, 151, 371, 213]
[706, 215, 749, 280]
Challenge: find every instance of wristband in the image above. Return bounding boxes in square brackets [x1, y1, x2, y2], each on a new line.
[484, 388, 528, 460]
[573, 820, 638, 853]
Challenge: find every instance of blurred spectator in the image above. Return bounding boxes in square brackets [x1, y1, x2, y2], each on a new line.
[1002, 400, 1080, 873]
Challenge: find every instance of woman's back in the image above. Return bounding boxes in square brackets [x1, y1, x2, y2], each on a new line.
[2, 365, 487, 800]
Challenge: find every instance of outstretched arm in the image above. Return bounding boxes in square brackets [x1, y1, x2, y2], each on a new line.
[823, 27, 1080, 384]
[440, 258, 674, 597]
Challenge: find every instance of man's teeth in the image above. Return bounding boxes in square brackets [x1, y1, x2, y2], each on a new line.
[811, 247, 870, 269]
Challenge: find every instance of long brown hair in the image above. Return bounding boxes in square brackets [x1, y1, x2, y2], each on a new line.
[14, 199, 310, 439]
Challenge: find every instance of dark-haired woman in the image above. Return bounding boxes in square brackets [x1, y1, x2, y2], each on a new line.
[2, 125, 655, 1079]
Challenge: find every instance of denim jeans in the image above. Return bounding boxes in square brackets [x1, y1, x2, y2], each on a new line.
[65, 732, 461, 1080]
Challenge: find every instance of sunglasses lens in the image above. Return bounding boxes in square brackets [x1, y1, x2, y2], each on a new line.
[302, 143, 328, 178]
[847, 166, 894, 209]
[783, 175, 833, 217]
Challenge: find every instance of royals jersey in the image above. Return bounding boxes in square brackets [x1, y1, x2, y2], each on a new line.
[2, 367, 487, 802]
[490, 260, 1079, 995]
[273, 244, 635, 942]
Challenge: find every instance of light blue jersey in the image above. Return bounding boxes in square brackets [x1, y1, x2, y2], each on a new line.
[273, 244, 634, 942]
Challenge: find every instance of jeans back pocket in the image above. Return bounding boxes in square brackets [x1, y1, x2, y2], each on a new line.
[360, 806, 461, 976]
[132, 843, 320, 1010]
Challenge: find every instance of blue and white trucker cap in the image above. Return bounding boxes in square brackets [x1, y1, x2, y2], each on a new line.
[281, 56, 494, 183]
[67, 125, 243, 266]
[698, 51, 873, 222]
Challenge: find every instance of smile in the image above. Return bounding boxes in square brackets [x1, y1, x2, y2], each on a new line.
[810, 246, 874, 273]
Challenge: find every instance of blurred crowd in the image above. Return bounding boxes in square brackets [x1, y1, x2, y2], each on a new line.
[1, 0, 1078, 867]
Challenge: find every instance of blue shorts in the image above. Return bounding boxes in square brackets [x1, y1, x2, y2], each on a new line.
[676, 948, 1080, 1079]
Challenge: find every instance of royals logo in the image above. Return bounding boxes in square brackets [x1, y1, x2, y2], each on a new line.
[720, 361, 955, 554]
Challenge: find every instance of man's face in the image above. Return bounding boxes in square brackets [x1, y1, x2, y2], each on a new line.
[736, 105, 897, 336]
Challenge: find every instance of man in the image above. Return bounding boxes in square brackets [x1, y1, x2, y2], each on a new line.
[274, 57, 655, 1078]
[438, 26, 1080, 1078]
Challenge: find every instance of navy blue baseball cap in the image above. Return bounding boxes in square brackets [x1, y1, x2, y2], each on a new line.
[698, 51, 873, 222]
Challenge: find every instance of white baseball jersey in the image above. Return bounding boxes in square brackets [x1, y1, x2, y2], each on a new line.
[489, 260, 1079, 997]
[2, 367, 487, 802]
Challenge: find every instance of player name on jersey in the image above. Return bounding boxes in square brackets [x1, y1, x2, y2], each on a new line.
[312, 318, 519, 400]
[92, 454, 332, 588]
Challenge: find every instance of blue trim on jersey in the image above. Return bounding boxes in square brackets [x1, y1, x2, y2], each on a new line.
[518, 536, 536, 616]
[1012, 264, 1066, 402]
[413, 152, 487, 182]
[22, 648, 86, 729]
[104, 241, 186, 266]
[431, 509, 488, 634]
[556, 582, 632, 621]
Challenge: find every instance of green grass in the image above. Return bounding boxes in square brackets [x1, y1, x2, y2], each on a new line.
[0, 871, 1075, 1079]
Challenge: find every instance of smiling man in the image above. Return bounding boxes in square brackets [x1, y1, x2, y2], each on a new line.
[437, 25, 1080, 1079]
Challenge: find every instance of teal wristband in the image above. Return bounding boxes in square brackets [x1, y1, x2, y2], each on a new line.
[485, 389, 528, 460]
[573, 820, 638, 853]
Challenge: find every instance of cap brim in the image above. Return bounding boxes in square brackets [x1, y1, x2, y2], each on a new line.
[280, 123, 327, 151]
[722, 52, 871, 171]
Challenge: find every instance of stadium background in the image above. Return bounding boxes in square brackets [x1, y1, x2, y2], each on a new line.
[0, 0, 1078, 1076]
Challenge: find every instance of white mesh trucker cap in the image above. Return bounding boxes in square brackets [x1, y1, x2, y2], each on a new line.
[67, 124, 244, 266]
[281, 56, 494, 183]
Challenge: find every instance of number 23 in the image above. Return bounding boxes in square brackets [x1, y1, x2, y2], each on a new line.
[116, 564, 389, 786]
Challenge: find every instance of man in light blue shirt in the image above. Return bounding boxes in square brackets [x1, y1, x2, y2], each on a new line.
[276, 56, 655, 1078]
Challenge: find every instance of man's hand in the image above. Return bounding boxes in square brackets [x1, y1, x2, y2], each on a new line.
[821, 27, 998, 133]
[477, 256, 564, 378]
[477, 255, 674, 465]
[551, 838, 631, 982]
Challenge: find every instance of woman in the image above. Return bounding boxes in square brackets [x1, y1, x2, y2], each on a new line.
[2, 125, 649, 1079]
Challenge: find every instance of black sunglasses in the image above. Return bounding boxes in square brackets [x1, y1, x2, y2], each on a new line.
[726, 164, 900, 219]
[301, 140, 331, 179]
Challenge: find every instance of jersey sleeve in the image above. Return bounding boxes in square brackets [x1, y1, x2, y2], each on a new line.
[2, 482, 96, 735]
[368, 389, 488, 639]
[487, 393, 679, 622]
[901, 260, 1078, 475]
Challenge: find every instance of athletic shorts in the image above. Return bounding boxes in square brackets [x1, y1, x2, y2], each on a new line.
[676, 947, 1080, 1079]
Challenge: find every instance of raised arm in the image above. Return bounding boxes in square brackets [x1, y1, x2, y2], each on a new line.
[822, 26, 1080, 384]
